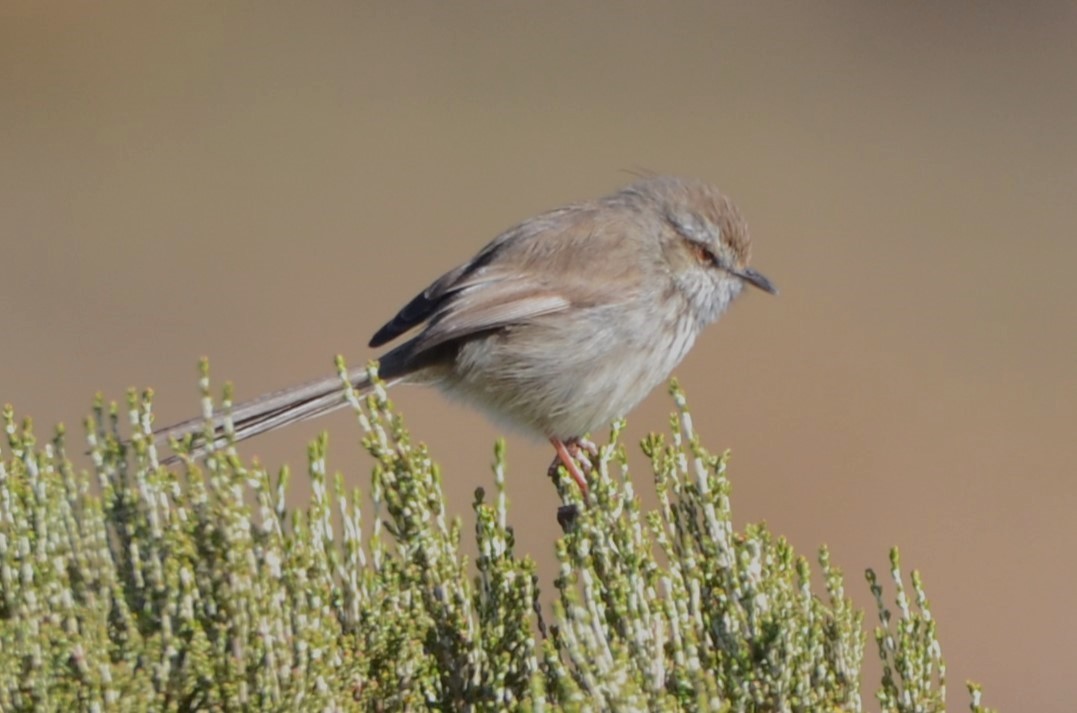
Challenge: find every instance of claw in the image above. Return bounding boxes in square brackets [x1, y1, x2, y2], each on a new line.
[574, 437, 599, 457]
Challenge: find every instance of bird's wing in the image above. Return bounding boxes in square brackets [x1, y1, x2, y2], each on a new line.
[368, 206, 579, 348]
[369, 265, 572, 353]
[410, 279, 572, 353]
[368, 201, 650, 352]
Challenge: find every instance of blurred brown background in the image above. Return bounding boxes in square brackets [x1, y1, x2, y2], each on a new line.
[3, 2, 1075, 709]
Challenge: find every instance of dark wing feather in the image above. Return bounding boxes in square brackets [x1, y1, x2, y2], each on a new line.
[367, 222, 536, 347]
[368, 263, 471, 347]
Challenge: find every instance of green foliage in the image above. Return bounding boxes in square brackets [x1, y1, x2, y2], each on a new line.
[0, 362, 995, 711]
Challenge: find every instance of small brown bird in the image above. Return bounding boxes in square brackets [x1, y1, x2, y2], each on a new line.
[156, 176, 776, 493]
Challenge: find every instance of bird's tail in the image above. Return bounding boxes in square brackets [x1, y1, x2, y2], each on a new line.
[153, 363, 381, 465]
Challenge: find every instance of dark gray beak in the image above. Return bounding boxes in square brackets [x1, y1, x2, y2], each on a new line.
[737, 267, 778, 295]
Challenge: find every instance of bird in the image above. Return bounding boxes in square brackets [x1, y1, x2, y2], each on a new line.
[153, 175, 777, 494]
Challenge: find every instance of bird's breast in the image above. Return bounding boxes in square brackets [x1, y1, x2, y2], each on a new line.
[436, 297, 703, 440]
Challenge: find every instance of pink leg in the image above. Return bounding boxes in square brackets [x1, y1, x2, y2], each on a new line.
[549, 437, 590, 496]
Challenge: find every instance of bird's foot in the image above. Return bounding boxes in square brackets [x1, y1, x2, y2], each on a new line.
[573, 437, 599, 458]
[548, 437, 591, 497]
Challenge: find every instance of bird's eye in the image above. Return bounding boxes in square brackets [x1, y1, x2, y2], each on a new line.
[687, 241, 716, 266]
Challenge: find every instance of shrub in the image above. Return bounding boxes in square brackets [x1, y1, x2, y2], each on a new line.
[0, 361, 995, 711]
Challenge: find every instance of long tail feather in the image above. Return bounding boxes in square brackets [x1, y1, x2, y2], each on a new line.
[154, 364, 378, 464]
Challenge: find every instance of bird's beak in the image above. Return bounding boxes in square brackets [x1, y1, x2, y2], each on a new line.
[737, 267, 778, 295]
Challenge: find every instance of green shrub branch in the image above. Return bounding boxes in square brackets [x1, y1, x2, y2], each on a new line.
[0, 360, 995, 711]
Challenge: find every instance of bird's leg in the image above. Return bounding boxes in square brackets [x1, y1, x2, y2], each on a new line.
[548, 437, 590, 496]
